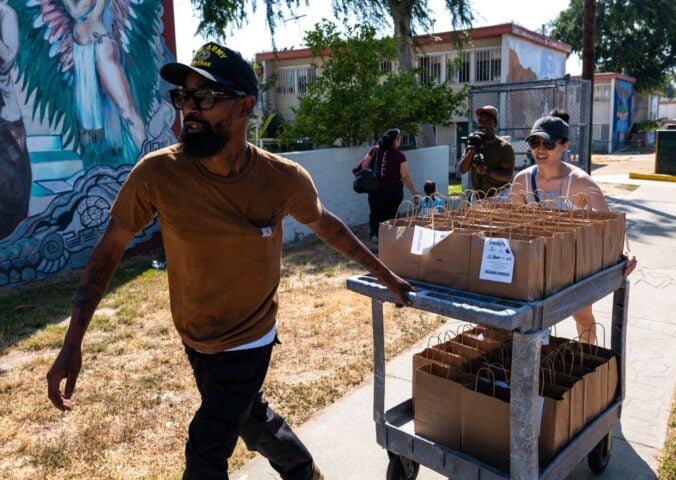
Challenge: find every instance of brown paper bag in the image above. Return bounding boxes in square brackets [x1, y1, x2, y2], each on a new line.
[469, 231, 545, 301]
[412, 347, 465, 406]
[543, 344, 604, 426]
[541, 350, 586, 436]
[378, 219, 420, 279]
[417, 227, 473, 289]
[509, 226, 576, 296]
[462, 325, 513, 343]
[413, 363, 470, 449]
[550, 336, 619, 409]
[540, 217, 604, 280]
[460, 368, 511, 472]
[571, 210, 626, 269]
[539, 381, 572, 465]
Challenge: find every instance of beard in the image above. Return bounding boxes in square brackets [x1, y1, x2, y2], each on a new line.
[179, 116, 230, 160]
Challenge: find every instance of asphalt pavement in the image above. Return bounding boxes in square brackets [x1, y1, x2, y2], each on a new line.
[234, 170, 676, 480]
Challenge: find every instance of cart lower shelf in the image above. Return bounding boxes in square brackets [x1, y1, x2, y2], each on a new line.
[383, 397, 620, 480]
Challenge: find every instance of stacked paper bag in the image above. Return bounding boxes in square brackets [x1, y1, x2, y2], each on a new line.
[412, 326, 620, 471]
[379, 203, 625, 301]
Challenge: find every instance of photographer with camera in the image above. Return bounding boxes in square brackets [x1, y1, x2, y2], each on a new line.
[459, 106, 515, 198]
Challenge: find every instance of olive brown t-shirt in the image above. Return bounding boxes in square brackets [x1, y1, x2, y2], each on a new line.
[470, 136, 515, 194]
[110, 144, 322, 353]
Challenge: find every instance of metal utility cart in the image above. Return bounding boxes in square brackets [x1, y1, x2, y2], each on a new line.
[346, 261, 629, 480]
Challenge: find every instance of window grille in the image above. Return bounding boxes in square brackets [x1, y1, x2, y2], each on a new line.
[475, 47, 501, 83]
[592, 123, 610, 140]
[594, 85, 611, 102]
[275, 66, 317, 95]
[418, 54, 444, 84]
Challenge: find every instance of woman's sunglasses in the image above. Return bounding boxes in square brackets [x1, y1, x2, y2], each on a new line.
[169, 88, 246, 110]
[527, 137, 559, 150]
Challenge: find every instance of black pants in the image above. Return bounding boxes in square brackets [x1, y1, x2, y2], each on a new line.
[368, 183, 404, 238]
[183, 342, 314, 480]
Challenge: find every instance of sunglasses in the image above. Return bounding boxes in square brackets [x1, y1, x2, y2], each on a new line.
[169, 88, 246, 110]
[527, 137, 559, 150]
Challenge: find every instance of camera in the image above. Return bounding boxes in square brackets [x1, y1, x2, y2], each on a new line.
[460, 131, 485, 149]
[461, 131, 486, 166]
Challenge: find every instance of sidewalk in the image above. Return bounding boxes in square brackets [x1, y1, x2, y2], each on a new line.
[234, 172, 676, 480]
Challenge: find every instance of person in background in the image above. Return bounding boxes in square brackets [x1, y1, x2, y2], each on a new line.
[420, 180, 445, 215]
[358, 128, 418, 252]
[511, 109, 637, 343]
[46, 42, 414, 480]
[459, 105, 515, 198]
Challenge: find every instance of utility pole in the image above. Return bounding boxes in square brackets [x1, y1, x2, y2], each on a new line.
[582, 0, 596, 174]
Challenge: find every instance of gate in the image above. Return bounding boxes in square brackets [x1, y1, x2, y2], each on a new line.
[468, 77, 592, 171]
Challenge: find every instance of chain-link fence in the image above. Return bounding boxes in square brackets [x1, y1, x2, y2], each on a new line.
[468, 77, 592, 171]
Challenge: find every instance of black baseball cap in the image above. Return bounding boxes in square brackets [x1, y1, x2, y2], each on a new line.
[526, 115, 569, 142]
[161, 42, 258, 99]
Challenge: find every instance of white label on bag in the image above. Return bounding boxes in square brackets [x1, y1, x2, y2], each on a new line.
[479, 237, 514, 283]
[410, 225, 450, 255]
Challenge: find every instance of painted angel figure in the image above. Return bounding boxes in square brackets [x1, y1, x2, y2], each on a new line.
[12, 0, 169, 167]
[0, 1, 31, 239]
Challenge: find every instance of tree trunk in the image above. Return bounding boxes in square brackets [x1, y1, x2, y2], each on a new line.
[582, 0, 596, 174]
[388, 0, 436, 148]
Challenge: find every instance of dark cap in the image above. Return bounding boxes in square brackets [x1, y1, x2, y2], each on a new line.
[160, 42, 258, 99]
[526, 115, 569, 143]
[475, 105, 499, 122]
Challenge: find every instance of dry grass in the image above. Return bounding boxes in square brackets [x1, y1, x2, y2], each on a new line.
[0, 228, 444, 479]
[658, 391, 676, 480]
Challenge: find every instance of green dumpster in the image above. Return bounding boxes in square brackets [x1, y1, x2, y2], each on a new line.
[655, 130, 676, 175]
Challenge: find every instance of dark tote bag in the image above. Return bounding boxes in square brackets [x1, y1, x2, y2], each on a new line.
[353, 147, 380, 194]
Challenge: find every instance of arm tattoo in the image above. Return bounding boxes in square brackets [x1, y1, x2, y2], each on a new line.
[326, 222, 351, 245]
[73, 262, 115, 327]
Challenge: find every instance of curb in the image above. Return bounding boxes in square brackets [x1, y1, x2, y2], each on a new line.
[628, 172, 676, 182]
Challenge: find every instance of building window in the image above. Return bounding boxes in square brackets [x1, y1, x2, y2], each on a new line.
[592, 123, 610, 140]
[475, 47, 501, 83]
[594, 84, 611, 102]
[276, 66, 316, 95]
[446, 51, 470, 84]
[380, 59, 393, 74]
[418, 54, 443, 84]
[276, 68, 296, 94]
[296, 66, 316, 94]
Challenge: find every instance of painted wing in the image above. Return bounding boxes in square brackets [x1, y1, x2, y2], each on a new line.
[9, 0, 78, 146]
[108, 0, 166, 125]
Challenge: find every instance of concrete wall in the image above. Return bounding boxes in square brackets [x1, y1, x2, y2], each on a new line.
[279, 145, 450, 243]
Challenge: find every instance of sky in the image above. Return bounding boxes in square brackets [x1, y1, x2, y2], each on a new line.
[172, 0, 582, 74]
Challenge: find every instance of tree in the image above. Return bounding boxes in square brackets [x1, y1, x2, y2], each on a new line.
[190, 0, 474, 146]
[279, 21, 467, 147]
[550, 0, 676, 92]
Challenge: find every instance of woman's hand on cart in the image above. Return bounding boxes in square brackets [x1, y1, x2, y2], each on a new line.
[622, 250, 637, 276]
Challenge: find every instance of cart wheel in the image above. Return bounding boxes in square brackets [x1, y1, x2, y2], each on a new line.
[587, 433, 612, 474]
[386, 452, 419, 480]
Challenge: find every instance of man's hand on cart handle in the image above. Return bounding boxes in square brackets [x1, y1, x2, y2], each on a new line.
[378, 271, 415, 307]
[622, 251, 637, 277]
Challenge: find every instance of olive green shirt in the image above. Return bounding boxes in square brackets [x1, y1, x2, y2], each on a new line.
[470, 136, 515, 195]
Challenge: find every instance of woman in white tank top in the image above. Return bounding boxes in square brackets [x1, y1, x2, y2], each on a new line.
[511, 112, 637, 344]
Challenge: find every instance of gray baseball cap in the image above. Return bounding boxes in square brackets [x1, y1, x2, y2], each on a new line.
[526, 116, 569, 142]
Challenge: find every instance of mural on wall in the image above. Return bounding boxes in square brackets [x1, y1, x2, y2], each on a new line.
[613, 80, 632, 149]
[506, 36, 566, 83]
[503, 36, 567, 129]
[0, 0, 176, 286]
